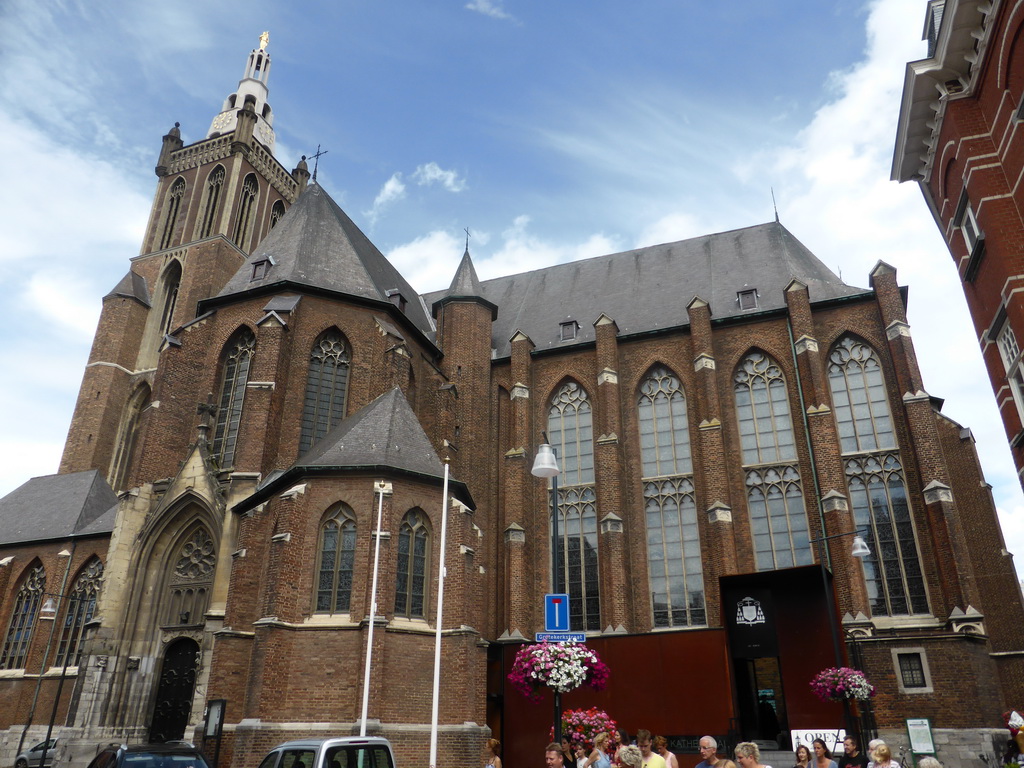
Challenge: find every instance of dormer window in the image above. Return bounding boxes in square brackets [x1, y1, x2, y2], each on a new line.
[386, 289, 407, 313]
[560, 320, 579, 341]
[737, 289, 758, 310]
[250, 256, 274, 281]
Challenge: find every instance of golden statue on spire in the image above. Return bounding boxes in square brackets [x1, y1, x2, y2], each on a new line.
[259, 31, 269, 51]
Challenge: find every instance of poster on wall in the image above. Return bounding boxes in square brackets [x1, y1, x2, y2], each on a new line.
[791, 730, 845, 754]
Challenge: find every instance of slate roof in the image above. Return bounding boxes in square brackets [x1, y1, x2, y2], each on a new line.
[104, 270, 150, 306]
[216, 183, 432, 333]
[236, 388, 473, 512]
[424, 221, 868, 358]
[432, 248, 497, 319]
[0, 470, 118, 546]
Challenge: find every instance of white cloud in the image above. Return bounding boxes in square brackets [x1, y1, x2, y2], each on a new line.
[465, 0, 516, 22]
[412, 162, 467, 192]
[365, 173, 407, 224]
[387, 230, 465, 292]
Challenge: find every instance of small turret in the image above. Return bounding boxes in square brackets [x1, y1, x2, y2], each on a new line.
[155, 122, 184, 177]
[207, 33, 276, 152]
[292, 155, 310, 191]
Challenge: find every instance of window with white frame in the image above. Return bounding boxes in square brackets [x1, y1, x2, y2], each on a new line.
[997, 323, 1024, 425]
[953, 192, 983, 256]
[890, 647, 933, 694]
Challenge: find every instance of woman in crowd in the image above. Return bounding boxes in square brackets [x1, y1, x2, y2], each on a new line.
[562, 736, 578, 768]
[618, 746, 643, 768]
[812, 739, 837, 768]
[793, 744, 812, 768]
[578, 732, 612, 768]
[735, 741, 773, 768]
[654, 736, 679, 768]
[485, 739, 502, 768]
[870, 744, 895, 768]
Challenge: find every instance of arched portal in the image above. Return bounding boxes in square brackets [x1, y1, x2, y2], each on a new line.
[148, 637, 200, 743]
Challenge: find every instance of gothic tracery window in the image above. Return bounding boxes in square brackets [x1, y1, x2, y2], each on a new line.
[395, 510, 430, 618]
[159, 178, 186, 250]
[199, 165, 226, 238]
[233, 174, 259, 248]
[829, 336, 928, 616]
[270, 200, 286, 229]
[0, 564, 45, 670]
[547, 381, 600, 631]
[55, 558, 103, 667]
[734, 351, 812, 571]
[212, 328, 256, 467]
[316, 505, 356, 613]
[166, 526, 216, 626]
[638, 366, 704, 627]
[299, 330, 351, 454]
[158, 261, 182, 338]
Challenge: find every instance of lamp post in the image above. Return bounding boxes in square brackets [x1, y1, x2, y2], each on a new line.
[808, 529, 871, 739]
[531, 436, 562, 742]
[36, 591, 79, 768]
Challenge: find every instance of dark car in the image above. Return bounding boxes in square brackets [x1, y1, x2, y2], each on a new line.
[84, 742, 212, 768]
[15, 740, 58, 768]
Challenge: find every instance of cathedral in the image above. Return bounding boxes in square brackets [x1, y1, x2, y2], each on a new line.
[2, 36, 1024, 768]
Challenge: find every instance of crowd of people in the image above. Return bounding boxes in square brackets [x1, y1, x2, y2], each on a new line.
[528, 733, 943, 768]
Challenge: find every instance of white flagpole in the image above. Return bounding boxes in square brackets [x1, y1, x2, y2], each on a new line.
[429, 459, 451, 768]
[360, 480, 387, 737]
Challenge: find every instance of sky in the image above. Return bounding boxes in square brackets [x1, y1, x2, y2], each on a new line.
[2, 0, 1023, 575]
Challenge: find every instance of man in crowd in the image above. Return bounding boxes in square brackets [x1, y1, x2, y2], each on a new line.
[546, 743, 564, 768]
[695, 737, 719, 768]
[637, 730, 666, 768]
[838, 736, 868, 768]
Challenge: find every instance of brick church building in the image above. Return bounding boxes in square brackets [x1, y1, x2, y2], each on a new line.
[2, 35, 1024, 768]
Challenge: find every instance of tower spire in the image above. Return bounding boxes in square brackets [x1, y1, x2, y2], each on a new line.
[207, 34, 277, 152]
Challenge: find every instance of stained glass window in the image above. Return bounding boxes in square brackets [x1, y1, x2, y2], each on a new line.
[395, 510, 429, 618]
[212, 328, 256, 467]
[316, 505, 356, 613]
[299, 330, 350, 454]
[0, 564, 45, 670]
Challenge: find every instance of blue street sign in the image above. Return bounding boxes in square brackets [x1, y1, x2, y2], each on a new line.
[545, 593, 570, 632]
[536, 633, 586, 643]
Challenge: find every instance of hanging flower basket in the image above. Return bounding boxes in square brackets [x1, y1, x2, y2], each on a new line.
[550, 708, 621, 752]
[810, 666, 875, 702]
[507, 641, 610, 702]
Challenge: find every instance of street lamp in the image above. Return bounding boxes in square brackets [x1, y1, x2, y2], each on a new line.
[531, 436, 563, 742]
[36, 592, 79, 768]
[808, 528, 871, 739]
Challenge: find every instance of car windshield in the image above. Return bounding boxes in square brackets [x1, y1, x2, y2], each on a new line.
[124, 753, 211, 768]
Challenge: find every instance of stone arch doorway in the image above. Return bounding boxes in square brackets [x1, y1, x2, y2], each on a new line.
[149, 637, 199, 743]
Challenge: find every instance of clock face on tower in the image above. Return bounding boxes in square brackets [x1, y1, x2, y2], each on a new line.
[255, 119, 275, 147]
[211, 112, 233, 132]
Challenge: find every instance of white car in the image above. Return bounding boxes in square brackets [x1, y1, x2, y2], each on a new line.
[256, 737, 395, 768]
[15, 740, 57, 768]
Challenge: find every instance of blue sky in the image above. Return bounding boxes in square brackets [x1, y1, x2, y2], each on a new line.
[3, 0, 1023, 574]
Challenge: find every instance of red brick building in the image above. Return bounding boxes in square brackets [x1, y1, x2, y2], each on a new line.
[1, 34, 1023, 768]
[893, 0, 1024, 490]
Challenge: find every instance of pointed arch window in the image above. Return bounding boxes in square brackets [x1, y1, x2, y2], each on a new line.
[829, 336, 927, 615]
[0, 564, 45, 670]
[299, 330, 351, 454]
[638, 366, 703, 627]
[165, 525, 216, 627]
[199, 166, 226, 238]
[316, 505, 356, 613]
[159, 178, 186, 250]
[547, 381, 600, 631]
[734, 351, 811, 571]
[233, 174, 259, 248]
[212, 328, 256, 467]
[395, 510, 430, 618]
[158, 261, 182, 338]
[55, 558, 103, 667]
[270, 200, 286, 229]
[109, 383, 151, 492]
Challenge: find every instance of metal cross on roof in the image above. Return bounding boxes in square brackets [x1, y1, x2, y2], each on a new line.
[310, 144, 329, 182]
[464, 227, 471, 252]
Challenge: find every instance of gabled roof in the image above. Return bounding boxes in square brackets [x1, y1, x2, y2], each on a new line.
[105, 270, 150, 306]
[215, 184, 432, 333]
[0, 470, 118, 546]
[424, 220, 867, 358]
[234, 388, 473, 513]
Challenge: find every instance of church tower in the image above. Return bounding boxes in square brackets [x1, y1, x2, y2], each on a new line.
[59, 34, 310, 492]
